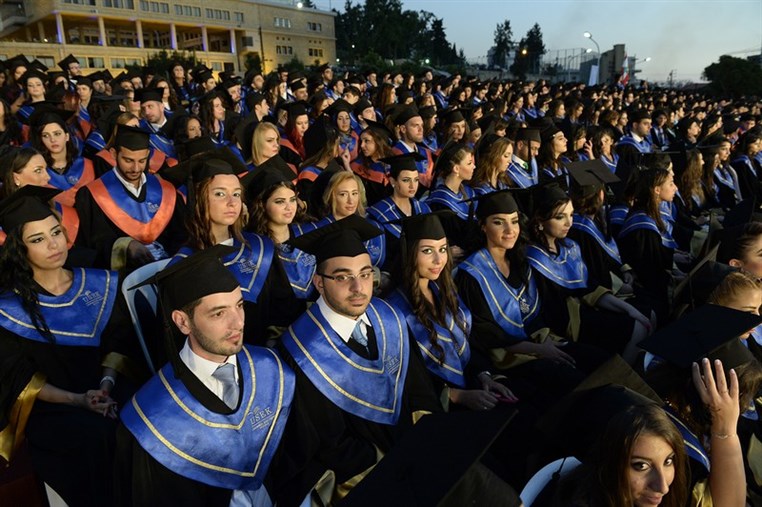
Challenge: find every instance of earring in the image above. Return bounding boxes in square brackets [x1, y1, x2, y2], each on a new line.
[538, 224, 544, 231]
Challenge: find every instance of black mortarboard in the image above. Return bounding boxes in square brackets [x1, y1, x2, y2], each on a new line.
[76, 75, 93, 88]
[393, 106, 420, 126]
[342, 409, 516, 506]
[87, 70, 105, 83]
[20, 69, 48, 87]
[281, 100, 309, 119]
[672, 244, 737, 311]
[472, 188, 520, 220]
[353, 98, 373, 117]
[418, 105, 436, 120]
[568, 159, 620, 197]
[113, 124, 151, 151]
[57, 54, 79, 71]
[379, 152, 425, 178]
[5, 54, 29, 71]
[28, 59, 49, 73]
[539, 121, 562, 143]
[162, 142, 244, 187]
[180, 135, 218, 160]
[240, 163, 291, 200]
[442, 108, 465, 124]
[515, 128, 541, 143]
[317, 63, 331, 73]
[303, 118, 335, 159]
[629, 109, 650, 123]
[27, 103, 75, 128]
[286, 214, 382, 265]
[133, 87, 163, 104]
[0, 185, 62, 232]
[256, 154, 296, 182]
[324, 98, 353, 118]
[196, 70, 214, 84]
[191, 157, 238, 183]
[362, 119, 393, 145]
[289, 79, 306, 92]
[245, 91, 267, 114]
[639, 305, 761, 369]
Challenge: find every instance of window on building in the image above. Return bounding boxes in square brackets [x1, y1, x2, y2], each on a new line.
[36, 57, 56, 68]
[206, 8, 213, 17]
[274, 17, 291, 29]
[103, 0, 134, 8]
[223, 11, 230, 20]
[308, 48, 324, 58]
[140, 0, 148, 10]
[193, 7, 200, 16]
[111, 58, 126, 68]
[211, 62, 222, 71]
[86, 57, 105, 68]
[174, 4, 182, 15]
[276, 45, 293, 56]
[242, 36, 254, 47]
[234, 12, 244, 23]
[64, 0, 96, 4]
[307, 22, 322, 32]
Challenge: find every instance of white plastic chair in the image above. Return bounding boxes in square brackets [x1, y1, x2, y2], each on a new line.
[520, 456, 581, 506]
[122, 259, 171, 374]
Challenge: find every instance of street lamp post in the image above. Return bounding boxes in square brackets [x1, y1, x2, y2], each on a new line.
[583, 31, 601, 84]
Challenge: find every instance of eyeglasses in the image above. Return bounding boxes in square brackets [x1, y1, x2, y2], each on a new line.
[318, 270, 374, 284]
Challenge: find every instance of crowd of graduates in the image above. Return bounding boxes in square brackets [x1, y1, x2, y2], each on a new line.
[1, 51, 762, 506]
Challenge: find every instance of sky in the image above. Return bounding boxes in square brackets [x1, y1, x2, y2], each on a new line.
[312, 0, 762, 83]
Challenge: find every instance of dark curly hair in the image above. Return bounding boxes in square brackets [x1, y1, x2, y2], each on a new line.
[246, 180, 312, 240]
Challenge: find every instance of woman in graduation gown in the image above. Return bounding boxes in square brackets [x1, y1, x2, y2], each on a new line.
[425, 141, 479, 257]
[168, 154, 290, 347]
[618, 165, 680, 322]
[279, 101, 310, 169]
[29, 107, 98, 208]
[454, 190, 597, 411]
[591, 126, 619, 173]
[386, 212, 517, 410]
[730, 128, 762, 201]
[366, 153, 432, 274]
[350, 120, 395, 206]
[536, 122, 570, 188]
[328, 99, 360, 162]
[0, 186, 145, 506]
[526, 182, 650, 362]
[470, 134, 513, 195]
[296, 118, 349, 212]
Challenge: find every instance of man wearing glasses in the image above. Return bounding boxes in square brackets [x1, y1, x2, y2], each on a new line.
[279, 215, 441, 499]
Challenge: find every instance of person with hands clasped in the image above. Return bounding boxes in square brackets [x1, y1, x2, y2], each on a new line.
[0, 186, 145, 506]
[642, 304, 762, 507]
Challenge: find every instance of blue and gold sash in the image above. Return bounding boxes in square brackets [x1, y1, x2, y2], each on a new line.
[121, 346, 294, 491]
[460, 249, 540, 340]
[664, 408, 710, 472]
[366, 197, 431, 239]
[527, 241, 589, 290]
[386, 284, 471, 388]
[0, 268, 117, 346]
[619, 211, 678, 249]
[425, 184, 475, 220]
[171, 233, 274, 303]
[276, 242, 316, 300]
[571, 214, 622, 264]
[282, 299, 409, 425]
[616, 135, 652, 154]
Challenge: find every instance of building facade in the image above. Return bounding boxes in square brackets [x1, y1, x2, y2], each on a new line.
[0, 0, 335, 74]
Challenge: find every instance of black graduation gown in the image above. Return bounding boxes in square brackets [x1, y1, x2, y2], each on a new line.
[114, 363, 332, 507]
[617, 227, 673, 320]
[0, 282, 141, 507]
[731, 156, 762, 202]
[74, 180, 188, 269]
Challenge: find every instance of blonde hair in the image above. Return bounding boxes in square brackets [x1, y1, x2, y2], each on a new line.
[251, 122, 281, 166]
[322, 171, 367, 217]
[708, 271, 762, 306]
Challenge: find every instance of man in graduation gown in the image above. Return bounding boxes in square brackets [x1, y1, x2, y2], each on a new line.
[391, 106, 435, 190]
[615, 109, 654, 186]
[115, 247, 337, 506]
[74, 124, 187, 270]
[280, 215, 443, 499]
[136, 87, 178, 160]
[507, 128, 541, 188]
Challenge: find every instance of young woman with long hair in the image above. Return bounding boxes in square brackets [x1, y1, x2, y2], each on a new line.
[350, 121, 395, 206]
[279, 101, 310, 167]
[471, 134, 513, 194]
[0, 185, 143, 506]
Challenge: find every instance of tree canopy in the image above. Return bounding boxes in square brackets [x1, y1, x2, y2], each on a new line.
[492, 20, 513, 69]
[334, 0, 465, 69]
[510, 22, 546, 79]
[704, 55, 762, 98]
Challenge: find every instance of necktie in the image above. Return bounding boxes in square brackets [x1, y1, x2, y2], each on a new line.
[212, 363, 239, 409]
[351, 320, 368, 348]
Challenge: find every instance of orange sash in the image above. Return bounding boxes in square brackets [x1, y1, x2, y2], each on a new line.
[54, 159, 96, 208]
[88, 175, 177, 244]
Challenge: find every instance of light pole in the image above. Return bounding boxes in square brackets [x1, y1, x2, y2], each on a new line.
[583, 31, 601, 84]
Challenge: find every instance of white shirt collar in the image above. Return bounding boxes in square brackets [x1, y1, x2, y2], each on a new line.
[178, 338, 239, 396]
[111, 167, 146, 198]
[316, 296, 371, 343]
[150, 117, 167, 130]
[631, 132, 644, 143]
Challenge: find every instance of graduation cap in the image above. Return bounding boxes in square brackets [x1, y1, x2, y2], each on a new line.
[536, 356, 662, 463]
[418, 105, 436, 120]
[515, 128, 541, 144]
[280, 100, 309, 119]
[286, 214, 382, 265]
[240, 163, 291, 201]
[379, 152, 425, 178]
[317, 63, 331, 73]
[133, 87, 163, 104]
[568, 159, 620, 197]
[324, 98, 353, 119]
[441, 108, 465, 125]
[27, 103, 75, 128]
[0, 185, 62, 232]
[113, 124, 151, 151]
[716, 199, 762, 264]
[392, 106, 421, 126]
[342, 409, 516, 506]
[353, 98, 374, 117]
[527, 181, 569, 218]
[469, 188, 522, 221]
[303, 118, 336, 159]
[244, 91, 267, 114]
[628, 109, 650, 123]
[28, 59, 49, 73]
[57, 54, 79, 72]
[639, 305, 761, 369]
[87, 70, 106, 83]
[76, 75, 93, 89]
[362, 119, 394, 145]
[195, 69, 214, 84]
[672, 244, 738, 311]
[5, 54, 29, 71]
[19, 69, 48, 87]
[289, 79, 306, 92]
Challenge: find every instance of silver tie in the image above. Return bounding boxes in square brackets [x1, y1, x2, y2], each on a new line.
[212, 363, 239, 409]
